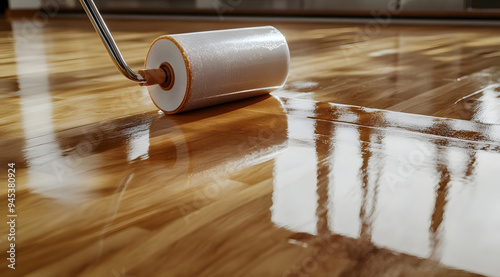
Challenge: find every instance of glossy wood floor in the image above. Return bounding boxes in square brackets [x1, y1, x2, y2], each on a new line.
[1, 15, 500, 277]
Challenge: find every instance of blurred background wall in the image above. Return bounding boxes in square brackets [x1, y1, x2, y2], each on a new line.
[8, 0, 42, 9]
[5, 0, 500, 17]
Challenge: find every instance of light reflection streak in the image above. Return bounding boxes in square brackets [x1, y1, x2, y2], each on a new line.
[271, 99, 500, 276]
[272, 97, 318, 235]
[12, 21, 85, 202]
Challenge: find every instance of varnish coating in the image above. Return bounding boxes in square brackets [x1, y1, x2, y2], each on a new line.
[1, 16, 500, 277]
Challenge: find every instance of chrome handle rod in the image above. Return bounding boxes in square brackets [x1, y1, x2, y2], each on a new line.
[79, 0, 145, 83]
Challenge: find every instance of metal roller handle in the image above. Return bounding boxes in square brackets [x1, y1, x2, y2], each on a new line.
[79, 0, 146, 83]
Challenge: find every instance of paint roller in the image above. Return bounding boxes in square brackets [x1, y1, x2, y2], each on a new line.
[79, 0, 290, 114]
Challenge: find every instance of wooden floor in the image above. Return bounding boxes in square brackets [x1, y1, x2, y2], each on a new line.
[1, 15, 500, 277]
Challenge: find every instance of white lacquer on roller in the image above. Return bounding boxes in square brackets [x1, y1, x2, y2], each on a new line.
[145, 26, 290, 114]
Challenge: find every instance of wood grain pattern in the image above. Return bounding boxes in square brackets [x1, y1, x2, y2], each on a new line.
[1, 15, 500, 277]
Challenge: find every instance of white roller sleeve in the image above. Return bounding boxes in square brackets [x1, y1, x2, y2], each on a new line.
[145, 26, 290, 114]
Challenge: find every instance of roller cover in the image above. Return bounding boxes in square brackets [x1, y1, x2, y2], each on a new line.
[145, 26, 290, 114]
